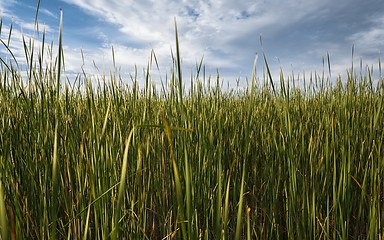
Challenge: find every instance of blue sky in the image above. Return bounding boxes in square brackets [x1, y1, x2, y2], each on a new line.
[1, 0, 383, 89]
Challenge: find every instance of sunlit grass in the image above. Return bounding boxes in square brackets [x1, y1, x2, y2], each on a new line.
[0, 7, 383, 240]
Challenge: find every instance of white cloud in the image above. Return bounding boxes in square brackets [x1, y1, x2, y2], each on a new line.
[0, 1, 13, 19]
[348, 16, 384, 56]
[2, 0, 383, 89]
[59, 0, 382, 87]
[17, 22, 51, 33]
[60, 0, 334, 66]
[39, 8, 57, 19]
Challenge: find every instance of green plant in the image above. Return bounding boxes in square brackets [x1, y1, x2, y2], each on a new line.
[0, 5, 383, 240]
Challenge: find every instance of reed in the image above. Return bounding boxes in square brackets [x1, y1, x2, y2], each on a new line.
[0, 6, 383, 240]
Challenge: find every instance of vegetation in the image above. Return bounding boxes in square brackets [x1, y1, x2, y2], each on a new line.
[0, 7, 383, 240]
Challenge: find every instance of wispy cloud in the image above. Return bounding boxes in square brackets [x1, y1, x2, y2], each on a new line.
[39, 7, 57, 19]
[348, 16, 384, 57]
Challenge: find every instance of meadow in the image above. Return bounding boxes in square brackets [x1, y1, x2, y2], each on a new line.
[0, 10, 383, 240]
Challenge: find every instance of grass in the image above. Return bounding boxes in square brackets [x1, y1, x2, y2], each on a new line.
[0, 7, 384, 240]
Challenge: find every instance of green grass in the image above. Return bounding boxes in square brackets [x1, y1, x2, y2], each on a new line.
[0, 9, 384, 240]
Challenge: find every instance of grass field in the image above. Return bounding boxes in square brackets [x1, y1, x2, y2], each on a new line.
[0, 9, 383, 240]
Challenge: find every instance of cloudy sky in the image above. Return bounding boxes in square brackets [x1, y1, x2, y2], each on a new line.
[1, 0, 383, 89]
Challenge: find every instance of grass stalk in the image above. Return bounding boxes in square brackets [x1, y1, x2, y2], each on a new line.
[235, 161, 246, 240]
[112, 127, 135, 240]
[0, 180, 8, 240]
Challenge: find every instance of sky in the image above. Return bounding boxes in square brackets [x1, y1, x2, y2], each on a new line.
[1, 0, 384, 89]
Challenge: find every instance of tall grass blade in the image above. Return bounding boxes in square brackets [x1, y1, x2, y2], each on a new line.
[184, 147, 192, 239]
[35, 0, 41, 33]
[163, 114, 187, 239]
[7, 19, 12, 46]
[0, 180, 8, 240]
[112, 128, 135, 240]
[174, 18, 183, 106]
[263, 52, 276, 96]
[0, 36, 20, 69]
[57, 8, 63, 97]
[327, 51, 331, 78]
[223, 175, 231, 239]
[51, 123, 60, 239]
[235, 162, 246, 240]
[82, 200, 92, 240]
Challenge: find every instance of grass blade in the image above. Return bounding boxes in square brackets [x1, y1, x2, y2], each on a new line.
[51, 122, 60, 239]
[235, 162, 246, 240]
[174, 18, 183, 106]
[112, 127, 135, 240]
[0, 180, 8, 240]
[56, 8, 63, 97]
